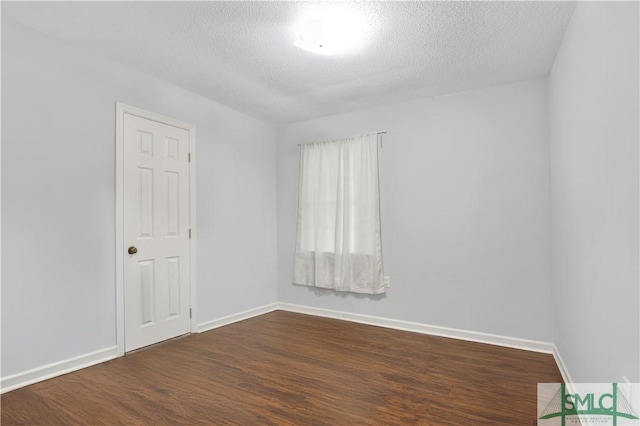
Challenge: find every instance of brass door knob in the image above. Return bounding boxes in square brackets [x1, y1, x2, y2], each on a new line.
[128, 246, 138, 255]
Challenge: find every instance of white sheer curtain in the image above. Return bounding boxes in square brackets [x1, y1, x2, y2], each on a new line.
[293, 133, 385, 294]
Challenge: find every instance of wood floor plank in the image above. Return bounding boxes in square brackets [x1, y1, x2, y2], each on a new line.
[1, 311, 561, 425]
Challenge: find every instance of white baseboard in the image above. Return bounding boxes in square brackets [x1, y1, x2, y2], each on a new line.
[277, 302, 555, 354]
[552, 344, 573, 384]
[1, 302, 558, 394]
[1, 303, 279, 394]
[196, 302, 279, 333]
[1, 346, 118, 394]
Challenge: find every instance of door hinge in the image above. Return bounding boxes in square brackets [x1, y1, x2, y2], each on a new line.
[189, 308, 192, 319]
[188, 152, 191, 163]
[189, 229, 192, 239]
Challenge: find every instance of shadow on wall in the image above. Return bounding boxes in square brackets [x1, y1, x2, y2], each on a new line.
[297, 285, 388, 302]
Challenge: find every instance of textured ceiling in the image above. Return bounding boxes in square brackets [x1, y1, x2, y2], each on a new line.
[3, 1, 576, 124]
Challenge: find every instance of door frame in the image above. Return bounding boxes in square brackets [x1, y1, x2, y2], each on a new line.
[115, 102, 197, 357]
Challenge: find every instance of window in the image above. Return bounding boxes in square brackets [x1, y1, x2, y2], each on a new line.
[293, 133, 385, 294]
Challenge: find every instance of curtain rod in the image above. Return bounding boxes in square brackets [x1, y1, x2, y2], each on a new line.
[297, 131, 387, 147]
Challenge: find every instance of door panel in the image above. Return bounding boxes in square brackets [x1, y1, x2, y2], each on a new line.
[123, 113, 191, 352]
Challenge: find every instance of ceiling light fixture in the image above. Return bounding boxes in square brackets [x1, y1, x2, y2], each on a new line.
[292, 4, 369, 56]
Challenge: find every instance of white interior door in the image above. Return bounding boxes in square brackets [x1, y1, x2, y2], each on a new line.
[123, 113, 191, 352]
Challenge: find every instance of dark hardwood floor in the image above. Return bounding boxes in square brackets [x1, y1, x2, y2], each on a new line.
[1, 311, 561, 425]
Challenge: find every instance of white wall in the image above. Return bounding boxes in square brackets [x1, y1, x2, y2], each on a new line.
[1, 19, 278, 378]
[277, 78, 553, 342]
[549, 2, 639, 383]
